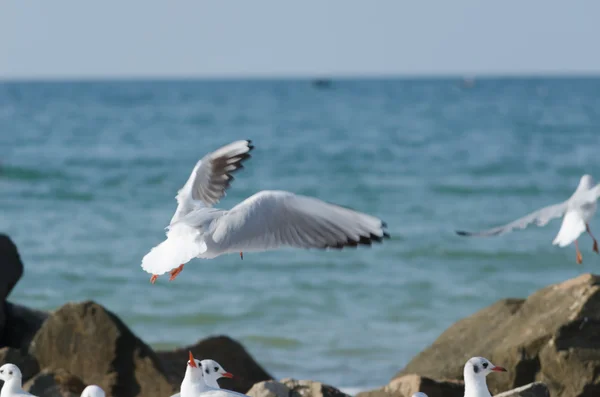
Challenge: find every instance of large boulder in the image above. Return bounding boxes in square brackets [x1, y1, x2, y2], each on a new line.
[0, 347, 40, 383]
[395, 273, 600, 397]
[24, 368, 86, 397]
[157, 335, 272, 393]
[356, 375, 464, 397]
[0, 302, 48, 349]
[0, 235, 24, 343]
[29, 301, 175, 397]
[247, 378, 350, 397]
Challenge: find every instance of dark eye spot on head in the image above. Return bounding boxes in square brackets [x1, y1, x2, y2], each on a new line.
[214, 367, 218, 372]
[473, 364, 479, 373]
[8, 371, 12, 375]
[482, 362, 488, 369]
[0, 370, 3, 373]
[205, 368, 210, 374]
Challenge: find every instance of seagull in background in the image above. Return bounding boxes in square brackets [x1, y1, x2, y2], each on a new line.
[456, 174, 599, 264]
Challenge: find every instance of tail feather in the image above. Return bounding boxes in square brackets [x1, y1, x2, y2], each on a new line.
[141, 225, 206, 275]
[552, 210, 586, 247]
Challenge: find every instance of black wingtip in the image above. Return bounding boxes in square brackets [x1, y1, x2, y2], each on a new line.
[456, 230, 469, 236]
[383, 232, 390, 239]
[382, 221, 388, 228]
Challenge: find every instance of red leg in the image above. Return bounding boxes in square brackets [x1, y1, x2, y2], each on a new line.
[240, 252, 244, 260]
[169, 264, 185, 281]
[575, 240, 583, 264]
[150, 275, 158, 284]
[586, 223, 599, 254]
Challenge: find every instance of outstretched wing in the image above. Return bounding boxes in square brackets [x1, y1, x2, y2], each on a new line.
[206, 190, 389, 253]
[456, 201, 568, 237]
[170, 140, 253, 224]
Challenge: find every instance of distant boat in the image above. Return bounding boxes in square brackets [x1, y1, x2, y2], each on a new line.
[312, 78, 332, 89]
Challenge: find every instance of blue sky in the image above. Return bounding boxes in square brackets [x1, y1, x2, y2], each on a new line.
[1, 0, 599, 79]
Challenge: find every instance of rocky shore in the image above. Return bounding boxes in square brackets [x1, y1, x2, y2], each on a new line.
[1, 233, 598, 397]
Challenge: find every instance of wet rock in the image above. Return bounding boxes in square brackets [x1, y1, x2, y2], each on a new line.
[395, 273, 600, 397]
[0, 302, 48, 350]
[247, 378, 350, 397]
[0, 347, 40, 383]
[356, 374, 463, 397]
[158, 335, 272, 393]
[24, 368, 86, 397]
[0, 235, 24, 343]
[494, 382, 549, 397]
[29, 301, 175, 397]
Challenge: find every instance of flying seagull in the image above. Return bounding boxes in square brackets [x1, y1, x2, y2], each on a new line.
[141, 140, 389, 283]
[456, 174, 599, 264]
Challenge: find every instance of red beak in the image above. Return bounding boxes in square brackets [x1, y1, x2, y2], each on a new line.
[222, 372, 234, 378]
[492, 366, 507, 372]
[188, 351, 197, 368]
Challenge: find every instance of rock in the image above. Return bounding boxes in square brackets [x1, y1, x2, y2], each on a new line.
[24, 368, 86, 397]
[0, 347, 40, 383]
[247, 380, 293, 397]
[356, 374, 464, 397]
[395, 273, 600, 397]
[157, 335, 272, 393]
[0, 302, 48, 349]
[247, 378, 350, 397]
[0, 235, 24, 343]
[494, 382, 549, 397]
[29, 301, 174, 397]
[281, 378, 350, 397]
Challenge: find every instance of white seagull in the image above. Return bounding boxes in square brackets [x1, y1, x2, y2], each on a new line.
[198, 360, 233, 388]
[0, 364, 37, 397]
[176, 353, 243, 397]
[80, 385, 105, 397]
[412, 393, 428, 397]
[463, 357, 506, 397]
[178, 352, 210, 397]
[456, 174, 600, 264]
[142, 140, 389, 283]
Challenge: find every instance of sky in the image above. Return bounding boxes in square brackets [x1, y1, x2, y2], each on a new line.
[1, 0, 600, 80]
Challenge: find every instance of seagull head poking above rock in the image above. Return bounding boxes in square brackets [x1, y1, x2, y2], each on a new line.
[463, 357, 506, 397]
[412, 393, 429, 397]
[200, 359, 234, 388]
[0, 363, 34, 397]
[184, 351, 204, 384]
[80, 385, 105, 397]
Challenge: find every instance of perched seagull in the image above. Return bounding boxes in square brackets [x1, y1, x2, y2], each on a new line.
[456, 174, 600, 264]
[142, 140, 390, 283]
[463, 357, 506, 397]
[80, 385, 105, 397]
[0, 364, 36, 397]
[198, 360, 233, 388]
[178, 352, 210, 397]
[412, 393, 428, 397]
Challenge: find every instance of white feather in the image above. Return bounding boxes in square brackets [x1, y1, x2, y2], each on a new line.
[141, 223, 207, 276]
[552, 210, 587, 247]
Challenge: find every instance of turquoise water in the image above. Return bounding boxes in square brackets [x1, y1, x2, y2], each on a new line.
[1, 78, 600, 389]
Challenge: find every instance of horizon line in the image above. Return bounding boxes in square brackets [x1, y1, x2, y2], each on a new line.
[2, 71, 600, 84]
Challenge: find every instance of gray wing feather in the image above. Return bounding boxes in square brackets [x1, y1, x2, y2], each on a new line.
[187, 140, 253, 206]
[209, 190, 389, 253]
[456, 201, 568, 237]
[170, 140, 253, 224]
